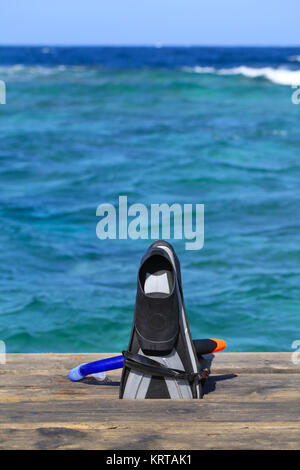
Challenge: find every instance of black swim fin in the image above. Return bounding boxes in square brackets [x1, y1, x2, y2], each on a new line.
[119, 241, 205, 399]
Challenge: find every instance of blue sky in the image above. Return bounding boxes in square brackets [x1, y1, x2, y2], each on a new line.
[1, 0, 299, 46]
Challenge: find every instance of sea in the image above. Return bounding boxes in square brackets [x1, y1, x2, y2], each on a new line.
[0, 46, 299, 352]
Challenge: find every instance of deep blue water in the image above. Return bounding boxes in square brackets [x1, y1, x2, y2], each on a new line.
[0, 46, 299, 352]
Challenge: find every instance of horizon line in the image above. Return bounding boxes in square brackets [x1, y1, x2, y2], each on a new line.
[1, 43, 300, 48]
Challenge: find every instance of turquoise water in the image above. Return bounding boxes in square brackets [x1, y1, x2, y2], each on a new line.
[0, 47, 300, 352]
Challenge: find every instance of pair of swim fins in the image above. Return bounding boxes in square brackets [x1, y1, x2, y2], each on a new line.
[120, 240, 218, 399]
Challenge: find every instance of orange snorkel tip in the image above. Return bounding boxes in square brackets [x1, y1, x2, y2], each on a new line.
[210, 338, 227, 353]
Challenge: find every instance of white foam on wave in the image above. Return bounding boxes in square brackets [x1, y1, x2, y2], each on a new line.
[0, 64, 68, 77]
[183, 65, 300, 86]
[0, 64, 90, 83]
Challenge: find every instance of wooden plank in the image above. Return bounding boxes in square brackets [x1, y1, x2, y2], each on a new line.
[1, 352, 298, 375]
[1, 397, 299, 424]
[0, 374, 300, 402]
[0, 422, 299, 450]
[209, 352, 299, 374]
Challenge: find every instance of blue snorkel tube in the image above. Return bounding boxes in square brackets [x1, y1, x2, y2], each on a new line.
[68, 355, 124, 381]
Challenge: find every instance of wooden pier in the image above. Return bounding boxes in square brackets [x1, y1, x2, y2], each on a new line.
[0, 352, 299, 450]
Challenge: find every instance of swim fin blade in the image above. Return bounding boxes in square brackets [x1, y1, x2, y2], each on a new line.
[119, 241, 205, 399]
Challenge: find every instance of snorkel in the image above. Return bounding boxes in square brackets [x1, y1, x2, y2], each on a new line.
[68, 338, 226, 382]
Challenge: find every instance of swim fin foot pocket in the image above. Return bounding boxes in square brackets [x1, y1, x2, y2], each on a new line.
[119, 240, 207, 399]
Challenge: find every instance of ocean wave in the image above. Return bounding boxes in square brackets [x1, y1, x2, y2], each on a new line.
[1, 63, 300, 86]
[288, 55, 300, 62]
[183, 65, 300, 86]
[0, 64, 85, 78]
